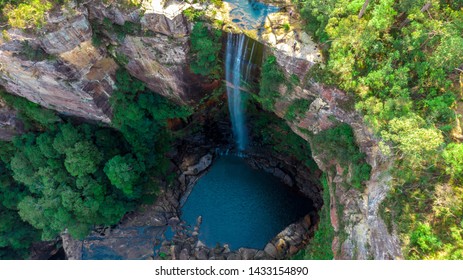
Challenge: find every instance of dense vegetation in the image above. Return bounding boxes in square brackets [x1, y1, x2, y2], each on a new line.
[0, 68, 191, 259]
[293, 0, 463, 259]
[249, 103, 318, 171]
[258, 55, 286, 110]
[293, 175, 334, 260]
[1, 0, 63, 29]
[189, 22, 223, 79]
[311, 123, 371, 190]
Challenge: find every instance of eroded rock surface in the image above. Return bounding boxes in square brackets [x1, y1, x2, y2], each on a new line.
[0, 98, 23, 140]
[0, 3, 115, 123]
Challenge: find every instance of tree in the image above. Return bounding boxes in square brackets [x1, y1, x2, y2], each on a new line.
[104, 154, 144, 198]
[443, 143, 463, 179]
[189, 22, 222, 79]
[64, 141, 103, 177]
[381, 115, 443, 169]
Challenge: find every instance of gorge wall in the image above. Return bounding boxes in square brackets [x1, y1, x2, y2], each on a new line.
[0, 0, 402, 259]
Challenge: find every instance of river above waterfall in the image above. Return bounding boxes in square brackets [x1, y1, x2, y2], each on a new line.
[181, 156, 314, 250]
[225, 0, 279, 30]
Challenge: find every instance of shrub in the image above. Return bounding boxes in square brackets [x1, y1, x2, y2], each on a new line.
[189, 22, 222, 79]
[258, 55, 285, 110]
[3, 0, 53, 29]
[285, 98, 312, 121]
[312, 123, 371, 190]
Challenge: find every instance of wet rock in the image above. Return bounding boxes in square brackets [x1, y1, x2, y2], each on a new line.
[179, 248, 190, 260]
[195, 248, 209, 260]
[168, 217, 180, 226]
[302, 214, 312, 229]
[264, 243, 277, 258]
[254, 250, 267, 260]
[227, 252, 241, 260]
[289, 246, 299, 255]
[196, 240, 206, 248]
[61, 233, 83, 260]
[239, 248, 257, 260]
[0, 99, 23, 141]
[223, 244, 231, 254]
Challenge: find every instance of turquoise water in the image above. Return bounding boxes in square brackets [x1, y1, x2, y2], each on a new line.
[225, 0, 279, 29]
[181, 156, 313, 250]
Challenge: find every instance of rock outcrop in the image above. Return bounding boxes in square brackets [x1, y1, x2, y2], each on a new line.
[0, 98, 24, 140]
[87, 0, 205, 104]
[0, 3, 116, 123]
[271, 81, 403, 259]
[0, 0, 207, 124]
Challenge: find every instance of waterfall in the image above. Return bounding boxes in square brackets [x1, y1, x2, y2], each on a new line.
[225, 33, 257, 152]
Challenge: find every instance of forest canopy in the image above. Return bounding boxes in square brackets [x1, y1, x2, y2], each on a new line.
[293, 0, 463, 259]
[0, 69, 191, 259]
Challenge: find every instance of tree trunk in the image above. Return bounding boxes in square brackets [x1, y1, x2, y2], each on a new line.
[358, 0, 371, 19]
[399, 2, 432, 28]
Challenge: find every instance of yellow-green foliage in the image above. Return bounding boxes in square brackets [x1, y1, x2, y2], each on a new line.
[102, 0, 142, 9]
[294, 0, 463, 259]
[3, 0, 53, 29]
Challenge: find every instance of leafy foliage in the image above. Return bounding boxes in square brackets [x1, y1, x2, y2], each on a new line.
[2, 0, 57, 29]
[0, 151, 40, 259]
[312, 123, 371, 190]
[293, 174, 334, 260]
[8, 124, 134, 240]
[284, 98, 313, 121]
[292, 0, 463, 259]
[258, 55, 286, 110]
[409, 223, 442, 259]
[0, 90, 61, 130]
[0, 75, 190, 257]
[110, 69, 192, 164]
[189, 22, 222, 79]
[249, 104, 318, 171]
[104, 154, 144, 198]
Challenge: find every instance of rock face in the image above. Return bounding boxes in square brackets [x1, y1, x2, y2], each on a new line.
[0, 3, 115, 123]
[141, 0, 190, 37]
[119, 35, 200, 104]
[0, 0, 206, 123]
[271, 81, 403, 259]
[0, 98, 24, 140]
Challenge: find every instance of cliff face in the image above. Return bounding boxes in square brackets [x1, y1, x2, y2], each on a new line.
[0, 3, 115, 123]
[0, 0, 402, 259]
[0, 0, 203, 123]
[0, 99, 23, 140]
[272, 83, 403, 259]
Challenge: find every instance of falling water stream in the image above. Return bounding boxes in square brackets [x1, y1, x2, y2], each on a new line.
[179, 1, 314, 251]
[225, 33, 254, 151]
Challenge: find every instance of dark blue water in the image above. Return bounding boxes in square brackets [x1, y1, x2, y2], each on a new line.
[181, 156, 313, 250]
[225, 0, 279, 29]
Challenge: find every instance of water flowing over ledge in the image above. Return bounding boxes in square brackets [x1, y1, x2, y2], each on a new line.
[225, 32, 257, 151]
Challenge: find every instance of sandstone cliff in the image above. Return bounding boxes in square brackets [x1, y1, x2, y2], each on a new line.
[0, 0, 205, 123]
